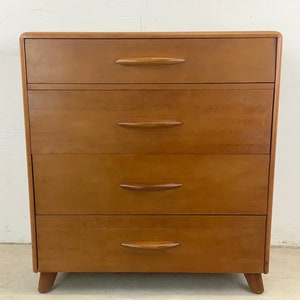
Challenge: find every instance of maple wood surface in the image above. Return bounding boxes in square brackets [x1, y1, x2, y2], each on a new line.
[36, 215, 266, 273]
[264, 35, 282, 273]
[20, 31, 282, 39]
[25, 38, 275, 84]
[28, 89, 273, 154]
[38, 272, 57, 293]
[244, 273, 264, 294]
[19, 33, 38, 272]
[33, 154, 269, 215]
[27, 83, 274, 90]
[19, 32, 282, 293]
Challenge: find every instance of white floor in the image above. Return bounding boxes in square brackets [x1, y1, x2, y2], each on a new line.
[0, 245, 299, 300]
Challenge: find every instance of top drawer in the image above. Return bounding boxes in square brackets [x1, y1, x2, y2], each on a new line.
[25, 38, 276, 84]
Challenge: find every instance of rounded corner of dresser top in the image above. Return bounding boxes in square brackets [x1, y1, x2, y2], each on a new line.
[273, 31, 282, 39]
[20, 32, 33, 40]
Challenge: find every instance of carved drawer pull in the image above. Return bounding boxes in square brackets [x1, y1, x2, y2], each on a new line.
[116, 57, 185, 65]
[117, 121, 182, 128]
[121, 241, 181, 249]
[119, 183, 182, 190]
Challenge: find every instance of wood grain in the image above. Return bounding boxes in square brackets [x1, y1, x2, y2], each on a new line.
[244, 273, 264, 294]
[38, 272, 57, 293]
[121, 241, 181, 249]
[119, 183, 183, 191]
[36, 215, 266, 273]
[20, 32, 282, 293]
[20, 31, 282, 39]
[116, 120, 182, 128]
[264, 35, 283, 273]
[33, 155, 269, 215]
[28, 89, 273, 154]
[27, 83, 274, 91]
[19, 35, 38, 272]
[115, 57, 186, 65]
[25, 38, 276, 83]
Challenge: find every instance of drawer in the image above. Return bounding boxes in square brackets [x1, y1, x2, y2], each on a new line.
[36, 215, 265, 273]
[25, 38, 275, 83]
[33, 155, 269, 215]
[28, 89, 273, 154]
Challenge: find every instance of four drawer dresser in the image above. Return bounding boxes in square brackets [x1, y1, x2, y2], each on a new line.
[20, 32, 282, 294]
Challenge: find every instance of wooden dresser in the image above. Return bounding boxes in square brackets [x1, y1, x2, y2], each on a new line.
[20, 32, 282, 294]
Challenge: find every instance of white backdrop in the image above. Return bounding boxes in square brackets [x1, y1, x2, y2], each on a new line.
[0, 0, 299, 246]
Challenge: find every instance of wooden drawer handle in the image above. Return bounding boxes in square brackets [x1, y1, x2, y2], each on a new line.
[115, 57, 185, 65]
[121, 241, 180, 249]
[117, 121, 182, 128]
[120, 183, 182, 190]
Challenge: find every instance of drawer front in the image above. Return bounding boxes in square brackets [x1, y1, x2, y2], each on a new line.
[36, 215, 265, 273]
[33, 155, 269, 214]
[25, 38, 275, 83]
[29, 90, 273, 154]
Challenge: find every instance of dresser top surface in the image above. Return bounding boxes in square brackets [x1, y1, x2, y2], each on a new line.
[20, 31, 282, 39]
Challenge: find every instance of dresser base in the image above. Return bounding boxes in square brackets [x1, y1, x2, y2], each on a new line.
[37, 272, 264, 294]
[38, 272, 57, 293]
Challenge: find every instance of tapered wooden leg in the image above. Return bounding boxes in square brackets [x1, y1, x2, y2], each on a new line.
[244, 273, 264, 294]
[38, 272, 57, 293]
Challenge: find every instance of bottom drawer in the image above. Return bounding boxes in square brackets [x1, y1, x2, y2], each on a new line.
[36, 216, 265, 273]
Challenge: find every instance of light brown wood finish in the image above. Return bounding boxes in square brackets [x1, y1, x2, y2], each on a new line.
[19, 35, 38, 272]
[244, 273, 264, 294]
[28, 90, 273, 154]
[121, 241, 181, 249]
[119, 183, 183, 190]
[25, 38, 275, 83]
[33, 155, 269, 215]
[116, 120, 182, 128]
[21, 31, 282, 39]
[20, 32, 282, 293]
[264, 35, 283, 273]
[115, 56, 186, 65]
[36, 215, 266, 273]
[27, 83, 275, 90]
[38, 272, 57, 293]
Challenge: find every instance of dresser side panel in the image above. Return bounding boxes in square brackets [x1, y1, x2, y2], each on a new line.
[20, 36, 38, 272]
[264, 36, 282, 273]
